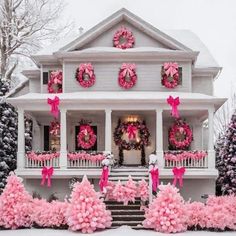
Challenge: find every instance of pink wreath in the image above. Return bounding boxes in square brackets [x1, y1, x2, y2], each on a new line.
[49, 121, 60, 137]
[169, 120, 193, 150]
[77, 124, 97, 149]
[161, 62, 179, 89]
[113, 26, 135, 49]
[76, 63, 96, 88]
[118, 63, 137, 89]
[48, 70, 63, 93]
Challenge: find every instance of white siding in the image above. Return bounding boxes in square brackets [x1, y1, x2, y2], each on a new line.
[192, 76, 213, 95]
[29, 79, 40, 93]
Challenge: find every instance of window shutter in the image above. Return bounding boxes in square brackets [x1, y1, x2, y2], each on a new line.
[44, 125, 50, 151]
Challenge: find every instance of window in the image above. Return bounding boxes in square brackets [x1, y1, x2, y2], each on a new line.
[43, 125, 60, 151]
[43, 126, 50, 151]
[43, 72, 49, 85]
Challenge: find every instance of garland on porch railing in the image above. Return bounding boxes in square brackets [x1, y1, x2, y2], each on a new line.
[26, 151, 60, 161]
[67, 152, 105, 162]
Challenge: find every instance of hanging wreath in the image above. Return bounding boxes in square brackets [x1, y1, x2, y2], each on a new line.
[77, 122, 97, 149]
[118, 63, 137, 89]
[75, 63, 96, 88]
[48, 70, 63, 93]
[113, 26, 135, 49]
[49, 121, 60, 137]
[161, 62, 179, 89]
[169, 119, 193, 150]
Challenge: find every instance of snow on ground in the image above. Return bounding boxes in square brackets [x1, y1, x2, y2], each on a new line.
[0, 226, 235, 236]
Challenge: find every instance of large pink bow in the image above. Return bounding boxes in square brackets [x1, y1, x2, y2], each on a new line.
[167, 95, 180, 118]
[79, 63, 93, 77]
[80, 125, 91, 135]
[41, 167, 54, 187]
[172, 167, 185, 188]
[51, 71, 62, 84]
[149, 167, 159, 192]
[47, 96, 60, 118]
[127, 124, 137, 139]
[121, 63, 136, 77]
[164, 62, 178, 77]
[99, 166, 109, 192]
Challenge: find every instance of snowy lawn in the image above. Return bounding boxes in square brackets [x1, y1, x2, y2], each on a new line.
[0, 226, 235, 236]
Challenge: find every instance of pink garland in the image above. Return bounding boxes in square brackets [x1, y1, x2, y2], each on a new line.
[161, 62, 179, 89]
[26, 151, 60, 161]
[164, 151, 207, 162]
[48, 70, 63, 93]
[67, 152, 105, 162]
[75, 63, 95, 88]
[77, 124, 97, 149]
[113, 26, 135, 49]
[118, 63, 137, 89]
[49, 121, 60, 137]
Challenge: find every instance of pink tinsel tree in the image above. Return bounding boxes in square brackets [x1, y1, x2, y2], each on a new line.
[137, 179, 149, 202]
[143, 184, 188, 233]
[0, 173, 33, 229]
[106, 181, 116, 200]
[112, 180, 126, 203]
[124, 176, 137, 205]
[66, 175, 112, 233]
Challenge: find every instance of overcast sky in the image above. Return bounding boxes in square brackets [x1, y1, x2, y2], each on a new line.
[62, 0, 236, 98]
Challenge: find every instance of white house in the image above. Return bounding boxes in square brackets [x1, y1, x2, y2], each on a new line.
[7, 8, 226, 202]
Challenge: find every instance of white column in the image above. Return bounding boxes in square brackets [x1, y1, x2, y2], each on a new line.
[208, 107, 215, 169]
[156, 109, 164, 168]
[17, 108, 25, 169]
[105, 109, 112, 152]
[60, 108, 67, 169]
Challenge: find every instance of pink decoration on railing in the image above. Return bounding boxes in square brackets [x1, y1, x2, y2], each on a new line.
[67, 152, 105, 162]
[167, 95, 180, 118]
[26, 151, 60, 161]
[41, 167, 54, 187]
[172, 167, 185, 188]
[121, 63, 136, 77]
[149, 166, 159, 192]
[47, 96, 60, 118]
[99, 166, 109, 192]
[163, 62, 179, 77]
[127, 124, 137, 139]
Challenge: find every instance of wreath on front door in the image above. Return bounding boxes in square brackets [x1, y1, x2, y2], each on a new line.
[118, 63, 137, 89]
[75, 63, 96, 88]
[168, 119, 193, 150]
[48, 70, 63, 93]
[114, 119, 150, 165]
[113, 26, 135, 49]
[161, 62, 179, 89]
[77, 121, 97, 149]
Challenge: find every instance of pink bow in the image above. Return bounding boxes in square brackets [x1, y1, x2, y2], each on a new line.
[79, 63, 93, 77]
[127, 124, 137, 139]
[41, 167, 54, 187]
[51, 71, 62, 84]
[99, 166, 109, 192]
[149, 167, 159, 192]
[47, 96, 60, 118]
[167, 95, 180, 118]
[164, 62, 178, 77]
[121, 63, 136, 77]
[80, 125, 91, 135]
[172, 167, 185, 187]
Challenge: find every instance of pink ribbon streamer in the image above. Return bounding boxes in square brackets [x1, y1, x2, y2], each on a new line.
[172, 167, 185, 188]
[149, 167, 159, 192]
[47, 96, 60, 118]
[99, 166, 109, 192]
[41, 167, 54, 187]
[79, 63, 93, 77]
[163, 62, 178, 77]
[127, 124, 137, 139]
[167, 95, 180, 118]
[121, 63, 136, 77]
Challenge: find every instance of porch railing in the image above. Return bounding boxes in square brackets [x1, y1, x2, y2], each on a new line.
[67, 159, 102, 168]
[25, 154, 60, 168]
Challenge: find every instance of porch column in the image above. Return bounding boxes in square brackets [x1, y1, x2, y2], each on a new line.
[156, 109, 164, 168]
[17, 108, 25, 169]
[208, 107, 215, 169]
[105, 109, 112, 152]
[60, 108, 67, 169]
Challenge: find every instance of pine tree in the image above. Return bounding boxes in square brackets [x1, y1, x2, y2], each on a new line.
[216, 114, 236, 195]
[0, 173, 33, 229]
[138, 179, 149, 202]
[66, 175, 112, 233]
[0, 79, 10, 96]
[124, 176, 137, 205]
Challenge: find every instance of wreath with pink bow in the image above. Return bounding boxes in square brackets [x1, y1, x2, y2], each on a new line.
[118, 63, 137, 89]
[48, 70, 63, 93]
[76, 63, 96, 88]
[77, 121, 97, 149]
[49, 120, 60, 137]
[161, 62, 179, 89]
[113, 26, 135, 49]
[169, 119, 193, 150]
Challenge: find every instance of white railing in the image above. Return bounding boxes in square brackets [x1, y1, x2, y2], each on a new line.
[67, 159, 102, 168]
[25, 157, 60, 168]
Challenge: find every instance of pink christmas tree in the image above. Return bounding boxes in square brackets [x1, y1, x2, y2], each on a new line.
[143, 184, 188, 233]
[66, 175, 112, 233]
[0, 173, 33, 229]
[124, 176, 137, 205]
[112, 180, 126, 203]
[106, 181, 116, 200]
[137, 179, 149, 202]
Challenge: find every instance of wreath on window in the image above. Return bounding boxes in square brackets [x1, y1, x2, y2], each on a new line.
[118, 63, 137, 89]
[75, 63, 96, 88]
[77, 121, 97, 149]
[49, 120, 60, 137]
[48, 70, 63, 93]
[113, 26, 135, 49]
[114, 119, 150, 165]
[169, 119, 193, 150]
[161, 62, 179, 89]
